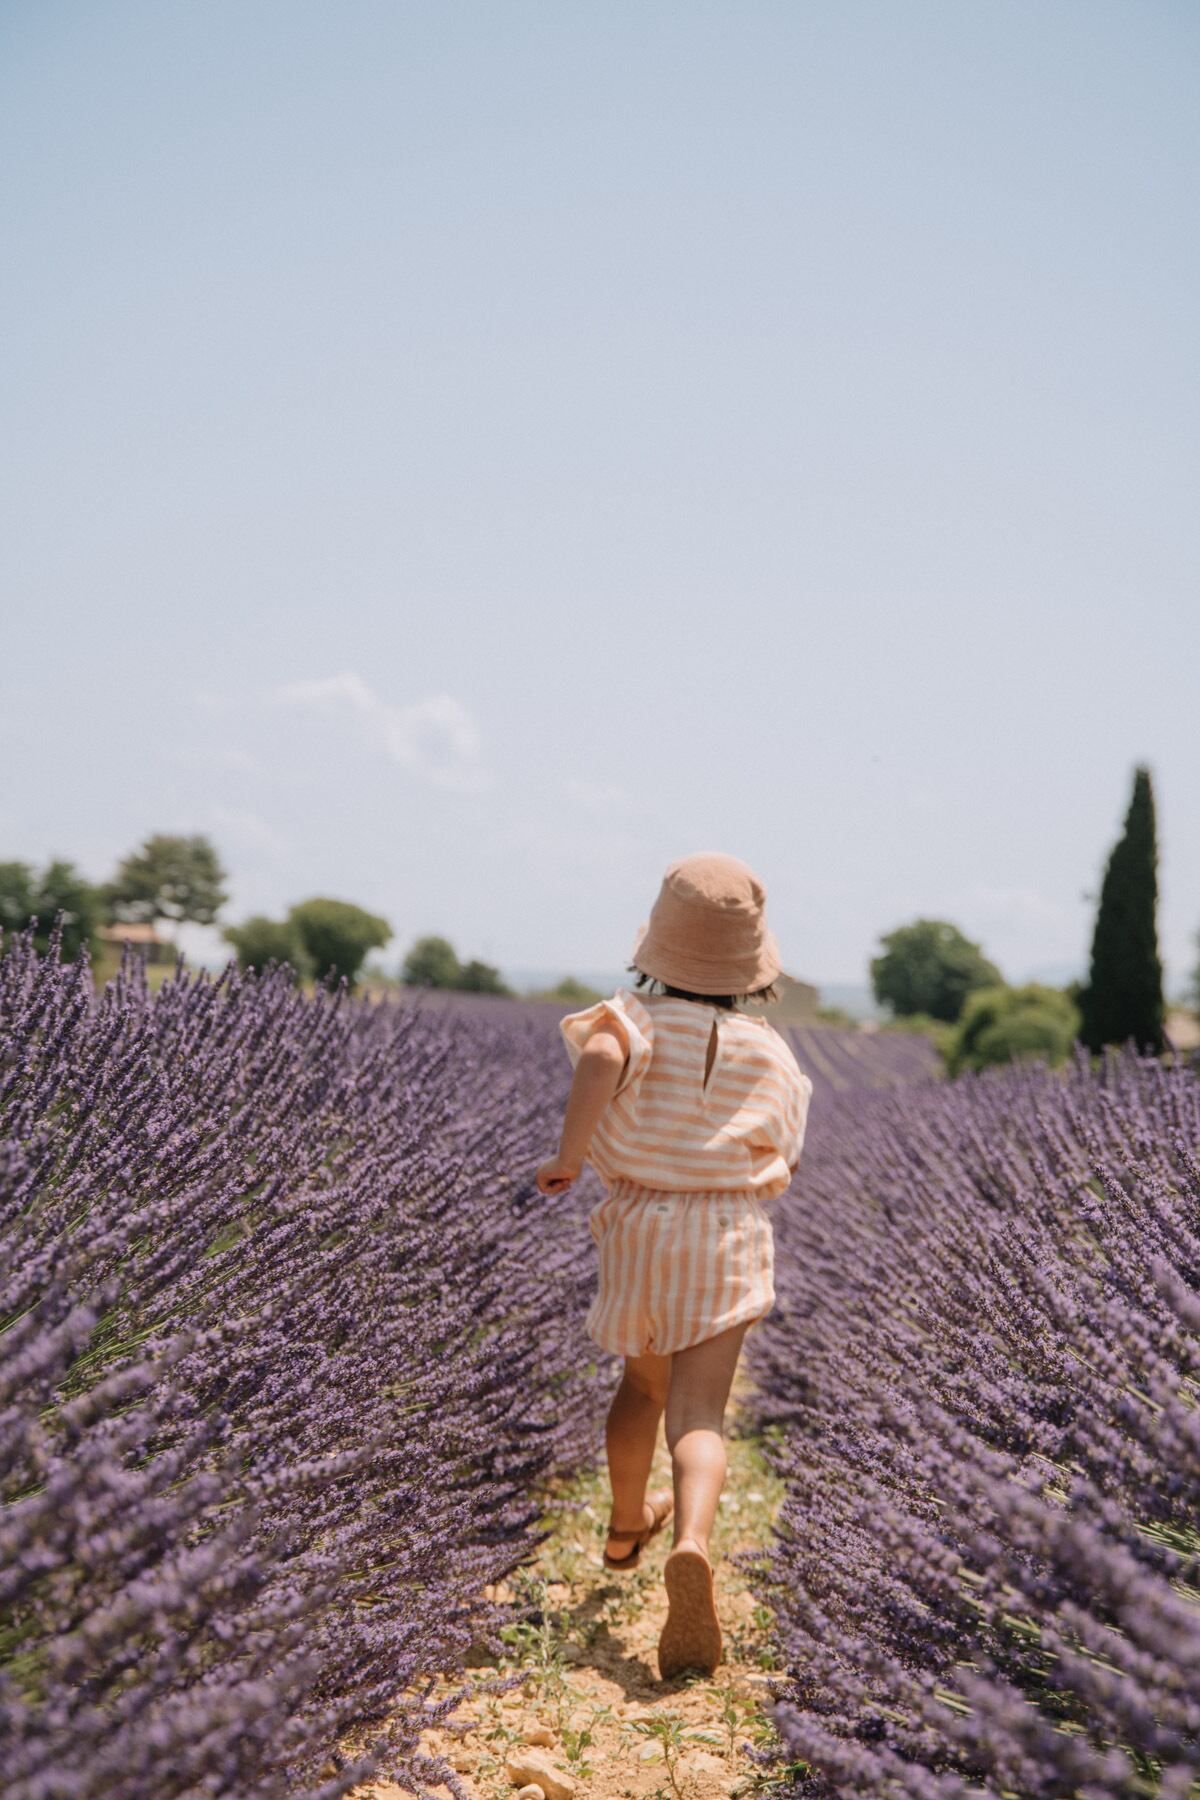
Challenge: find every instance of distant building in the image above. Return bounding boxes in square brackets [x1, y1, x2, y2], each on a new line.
[1166, 1010, 1200, 1052]
[746, 971, 819, 1026]
[96, 922, 172, 965]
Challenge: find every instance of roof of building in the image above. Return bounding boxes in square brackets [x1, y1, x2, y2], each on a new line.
[96, 922, 166, 944]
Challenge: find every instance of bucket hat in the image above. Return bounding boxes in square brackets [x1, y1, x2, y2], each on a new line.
[632, 852, 782, 996]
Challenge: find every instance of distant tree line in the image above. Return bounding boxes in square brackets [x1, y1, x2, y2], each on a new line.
[224, 900, 391, 988]
[870, 764, 1174, 1072]
[399, 936, 509, 994]
[1, 834, 226, 964]
[0, 831, 524, 996]
[1, 766, 1193, 1038]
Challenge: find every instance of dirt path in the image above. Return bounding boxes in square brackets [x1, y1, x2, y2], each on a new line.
[364, 1370, 790, 1800]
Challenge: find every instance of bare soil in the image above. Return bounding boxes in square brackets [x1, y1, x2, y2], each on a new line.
[360, 1371, 791, 1800]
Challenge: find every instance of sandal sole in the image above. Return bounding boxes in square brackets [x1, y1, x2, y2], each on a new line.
[657, 1548, 722, 1679]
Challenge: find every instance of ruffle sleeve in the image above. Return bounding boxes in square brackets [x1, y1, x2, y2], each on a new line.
[558, 987, 654, 1099]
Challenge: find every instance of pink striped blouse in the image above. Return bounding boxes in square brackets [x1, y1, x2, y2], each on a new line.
[560, 987, 812, 1201]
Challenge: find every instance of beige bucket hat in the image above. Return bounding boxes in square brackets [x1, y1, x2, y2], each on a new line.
[632, 852, 782, 996]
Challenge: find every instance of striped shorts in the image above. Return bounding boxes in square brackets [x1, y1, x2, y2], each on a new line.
[585, 1180, 775, 1358]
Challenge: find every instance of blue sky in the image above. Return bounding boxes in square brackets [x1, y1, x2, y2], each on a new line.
[2, 2, 1197, 992]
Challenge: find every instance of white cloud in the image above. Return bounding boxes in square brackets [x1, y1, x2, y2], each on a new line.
[210, 806, 288, 857]
[272, 672, 488, 792]
[947, 882, 1077, 933]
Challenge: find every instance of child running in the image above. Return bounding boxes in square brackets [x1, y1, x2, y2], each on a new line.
[536, 851, 813, 1680]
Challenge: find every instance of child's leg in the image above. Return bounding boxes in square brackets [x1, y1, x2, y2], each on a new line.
[604, 1349, 671, 1554]
[663, 1321, 749, 1558]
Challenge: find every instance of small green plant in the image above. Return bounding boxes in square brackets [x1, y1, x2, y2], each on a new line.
[628, 1713, 727, 1799]
[496, 1578, 571, 1715]
[629, 1713, 689, 1799]
[559, 1720, 594, 1771]
[717, 1682, 742, 1758]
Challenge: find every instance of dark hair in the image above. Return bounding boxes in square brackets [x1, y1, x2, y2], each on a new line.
[626, 965, 781, 1010]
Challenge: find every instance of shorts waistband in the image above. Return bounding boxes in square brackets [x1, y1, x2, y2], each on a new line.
[606, 1179, 763, 1204]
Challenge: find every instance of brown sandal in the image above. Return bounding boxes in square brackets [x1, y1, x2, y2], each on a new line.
[602, 1489, 673, 1570]
[657, 1545, 722, 1679]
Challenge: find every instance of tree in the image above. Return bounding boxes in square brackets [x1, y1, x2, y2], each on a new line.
[401, 935, 462, 989]
[223, 915, 312, 980]
[0, 863, 35, 938]
[0, 858, 101, 960]
[870, 919, 1002, 1024]
[107, 834, 228, 930]
[288, 898, 391, 989]
[1078, 766, 1165, 1055]
[947, 984, 1080, 1077]
[457, 958, 511, 995]
[529, 976, 603, 1005]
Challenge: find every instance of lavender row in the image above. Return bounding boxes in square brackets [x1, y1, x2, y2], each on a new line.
[0, 935, 608, 1800]
[784, 1024, 940, 1103]
[745, 1049, 1200, 1797]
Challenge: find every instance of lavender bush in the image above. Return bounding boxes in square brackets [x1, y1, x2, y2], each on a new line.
[0, 932, 607, 1800]
[746, 1048, 1200, 1797]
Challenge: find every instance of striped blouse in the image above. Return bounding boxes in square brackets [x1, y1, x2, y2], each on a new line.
[560, 987, 813, 1201]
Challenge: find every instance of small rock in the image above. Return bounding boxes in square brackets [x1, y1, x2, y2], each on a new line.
[504, 1749, 575, 1799]
[523, 1724, 555, 1747]
[559, 1642, 585, 1665]
[516, 1788, 546, 1800]
[682, 1750, 727, 1776]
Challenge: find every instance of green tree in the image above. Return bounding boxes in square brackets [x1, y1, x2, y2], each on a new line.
[106, 833, 228, 930]
[401, 935, 462, 989]
[288, 898, 391, 989]
[0, 858, 101, 960]
[0, 863, 36, 938]
[457, 958, 511, 995]
[1078, 765, 1165, 1055]
[870, 919, 1002, 1024]
[223, 915, 313, 980]
[529, 976, 603, 1005]
[948, 984, 1080, 1076]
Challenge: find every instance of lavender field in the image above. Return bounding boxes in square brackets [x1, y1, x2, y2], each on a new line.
[0, 936, 608, 1800]
[3, 940, 1198, 1799]
[747, 1046, 1200, 1798]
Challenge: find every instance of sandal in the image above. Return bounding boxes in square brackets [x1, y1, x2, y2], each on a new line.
[657, 1544, 722, 1679]
[602, 1489, 673, 1570]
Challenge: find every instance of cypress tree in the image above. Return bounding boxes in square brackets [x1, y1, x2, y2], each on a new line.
[1078, 765, 1165, 1054]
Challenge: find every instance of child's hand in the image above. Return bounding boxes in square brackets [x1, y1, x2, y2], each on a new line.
[536, 1155, 581, 1195]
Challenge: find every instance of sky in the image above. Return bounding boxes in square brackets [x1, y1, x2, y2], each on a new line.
[2, 1, 1197, 994]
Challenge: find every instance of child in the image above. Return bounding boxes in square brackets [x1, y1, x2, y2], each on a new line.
[536, 852, 813, 1680]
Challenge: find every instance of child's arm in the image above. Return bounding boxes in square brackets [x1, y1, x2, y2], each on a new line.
[536, 1025, 628, 1194]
